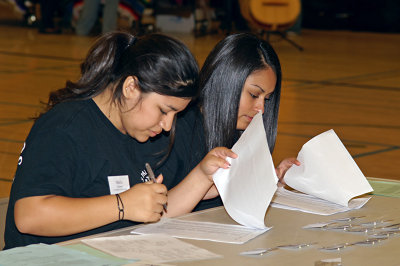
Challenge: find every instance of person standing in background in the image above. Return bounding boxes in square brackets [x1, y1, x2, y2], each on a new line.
[75, 0, 119, 36]
[38, 0, 61, 34]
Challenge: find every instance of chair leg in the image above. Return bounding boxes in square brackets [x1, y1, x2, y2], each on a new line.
[256, 30, 303, 51]
[276, 31, 304, 51]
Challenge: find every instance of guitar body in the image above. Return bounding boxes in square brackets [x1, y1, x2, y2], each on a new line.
[248, 0, 301, 30]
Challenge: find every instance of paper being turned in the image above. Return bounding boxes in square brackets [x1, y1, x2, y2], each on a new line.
[284, 129, 373, 206]
[212, 112, 278, 229]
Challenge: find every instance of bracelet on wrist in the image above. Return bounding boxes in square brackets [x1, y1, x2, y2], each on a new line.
[115, 193, 124, 220]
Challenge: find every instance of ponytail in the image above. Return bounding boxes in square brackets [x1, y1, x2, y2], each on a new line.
[45, 32, 136, 112]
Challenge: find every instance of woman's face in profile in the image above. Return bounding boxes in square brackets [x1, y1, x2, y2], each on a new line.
[236, 67, 277, 130]
[121, 91, 190, 142]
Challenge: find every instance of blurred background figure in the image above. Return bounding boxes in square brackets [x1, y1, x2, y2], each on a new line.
[10, 0, 73, 34]
[75, 0, 119, 36]
[195, 0, 213, 33]
[221, 0, 248, 34]
[38, 0, 61, 33]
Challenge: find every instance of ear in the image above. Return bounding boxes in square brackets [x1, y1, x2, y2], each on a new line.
[122, 76, 141, 100]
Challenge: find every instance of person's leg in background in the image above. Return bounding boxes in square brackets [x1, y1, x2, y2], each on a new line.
[75, 0, 101, 36]
[221, 0, 232, 34]
[102, 0, 119, 34]
[221, 0, 248, 34]
[231, 0, 248, 31]
[39, 0, 60, 33]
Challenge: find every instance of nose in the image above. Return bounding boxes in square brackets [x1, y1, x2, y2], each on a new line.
[160, 114, 174, 132]
[255, 98, 265, 114]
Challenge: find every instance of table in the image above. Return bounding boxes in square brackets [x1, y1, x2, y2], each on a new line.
[60, 194, 400, 266]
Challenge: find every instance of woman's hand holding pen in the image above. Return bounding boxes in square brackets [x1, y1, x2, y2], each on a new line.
[199, 147, 238, 182]
[275, 157, 300, 185]
[119, 178, 167, 223]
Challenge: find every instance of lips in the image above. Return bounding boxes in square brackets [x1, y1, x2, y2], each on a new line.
[150, 130, 162, 137]
[245, 115, 254, 122]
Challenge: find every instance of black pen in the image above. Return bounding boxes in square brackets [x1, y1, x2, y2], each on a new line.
[145, 163, 168, 212]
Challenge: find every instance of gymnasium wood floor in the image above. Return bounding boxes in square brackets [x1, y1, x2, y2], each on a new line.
[0, 22, 399, 199]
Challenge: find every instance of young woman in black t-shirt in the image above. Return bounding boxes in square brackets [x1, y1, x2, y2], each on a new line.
[5, 31, 236, 249]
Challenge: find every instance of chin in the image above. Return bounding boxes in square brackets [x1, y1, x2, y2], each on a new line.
[132, 134, 150, 143]
[237, 122, 249, 131]
[141, 137, 150, 142]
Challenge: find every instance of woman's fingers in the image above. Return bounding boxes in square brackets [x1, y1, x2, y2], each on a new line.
[212, 155, 232, 169]
[122, 182, 168, 222]
[145, 181, 167, 195]
[155, 192, 167, 207]
[276, 157, 301, 182]
[212, 147, 238, 159]
[155, 174, 164, 184]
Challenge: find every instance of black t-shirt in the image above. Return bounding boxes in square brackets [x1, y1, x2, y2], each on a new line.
[4, 99, 220, 249]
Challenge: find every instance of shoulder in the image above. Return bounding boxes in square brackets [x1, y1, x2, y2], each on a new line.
[31, 100, 99, 137]
[35, 100, 92, 128]
[21, 100, 96, 156]
[22, 99, 109, 156]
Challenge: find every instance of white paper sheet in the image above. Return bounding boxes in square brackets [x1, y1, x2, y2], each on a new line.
[82, 234, 222, 263]
[271, 187, 371, 215]
[284, 129, 373, 207]
[131, 218, 270, 244]
[212, 112, 278, 229]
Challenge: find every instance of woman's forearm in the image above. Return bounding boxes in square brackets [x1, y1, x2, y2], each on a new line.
[203, 185, 219, 200]
[14, 181, 167, 236]
[14, 194, 119, 236]
[165, 165, 214, 217]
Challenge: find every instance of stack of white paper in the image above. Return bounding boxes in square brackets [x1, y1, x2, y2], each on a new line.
[131, 218, 270, 244]
[271, 186, 370, 215]
[283, 129, 373, 207]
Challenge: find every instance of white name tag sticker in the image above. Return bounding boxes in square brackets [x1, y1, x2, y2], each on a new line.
[108, 175, 130, 195]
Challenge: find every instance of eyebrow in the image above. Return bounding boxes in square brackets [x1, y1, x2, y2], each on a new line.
[251, 84, 265, 93]
[166, 104, 178, 112]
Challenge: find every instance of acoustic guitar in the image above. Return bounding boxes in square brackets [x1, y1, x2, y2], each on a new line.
[245, 0, 301, 31]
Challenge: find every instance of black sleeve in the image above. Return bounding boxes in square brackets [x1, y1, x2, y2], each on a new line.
[12, 128, 82, 200]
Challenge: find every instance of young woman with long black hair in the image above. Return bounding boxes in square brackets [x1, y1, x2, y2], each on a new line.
[4, 32, 236, 249]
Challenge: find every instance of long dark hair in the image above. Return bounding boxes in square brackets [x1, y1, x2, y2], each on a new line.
[45, 31, 199, 110]
[199, 33, 281, 152]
